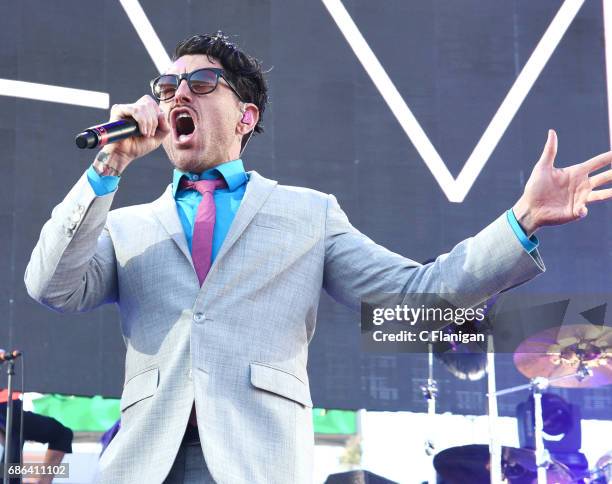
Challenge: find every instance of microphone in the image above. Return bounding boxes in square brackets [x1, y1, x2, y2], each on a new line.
[75, 119, 141, 149]
[0, 349, 22, 362]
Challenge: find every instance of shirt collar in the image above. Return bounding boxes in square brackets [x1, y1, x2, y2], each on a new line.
[172, 158, 248, 198]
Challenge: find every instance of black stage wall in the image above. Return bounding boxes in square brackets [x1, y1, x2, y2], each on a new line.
[1, 1, 611, 418]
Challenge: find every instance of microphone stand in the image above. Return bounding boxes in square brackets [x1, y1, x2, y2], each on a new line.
[2, 351, 22, 484]
[421, 343, 438, 484]
[486, 335, 503, 484]
[492, 366, 592, 484]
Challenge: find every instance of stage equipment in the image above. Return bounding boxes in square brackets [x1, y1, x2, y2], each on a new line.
[516, 393, 580, 452]
[516, 392, 588, 477]
[588, 450, 612, 483]
[420, 343, 438, 484]
[434, 349, 487, 381]
[429, 295, 496, 483]
[324, 469, 397, 484]
[513, 324, 612, 389]
[433, 444, 573, 483]
[490, 324, 611, 483]
[0, 349, 23, 484]
[485, 335, 504, 483]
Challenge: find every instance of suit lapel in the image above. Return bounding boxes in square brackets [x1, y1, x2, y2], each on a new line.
[207, 170, 277, 275]
[149, 170, 277, 282]
[150, 184, 194, 268]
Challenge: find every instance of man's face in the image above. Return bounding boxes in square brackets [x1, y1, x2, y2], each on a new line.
[159, 54, 243, 173]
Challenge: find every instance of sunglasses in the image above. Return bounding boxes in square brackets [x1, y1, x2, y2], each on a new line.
[150, 67, 243, 102]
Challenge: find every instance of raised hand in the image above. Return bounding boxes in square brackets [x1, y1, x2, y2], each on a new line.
[512, 129, 612, 235]
[93, 95, 171, 175]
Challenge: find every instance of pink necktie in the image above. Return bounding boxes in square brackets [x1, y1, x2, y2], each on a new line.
[180, 178, 227, 285]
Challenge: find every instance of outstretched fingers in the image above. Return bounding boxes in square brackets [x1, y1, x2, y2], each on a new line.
[588, 188, 612, 203]
[580, 150, 612, 174]
[589, 168, 612, 189]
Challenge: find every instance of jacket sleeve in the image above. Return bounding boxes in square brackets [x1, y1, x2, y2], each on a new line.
[322, 194, 545, 312]
[24, 172, 119, 313]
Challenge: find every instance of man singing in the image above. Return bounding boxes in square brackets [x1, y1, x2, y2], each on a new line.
[24, 32, 612, 483]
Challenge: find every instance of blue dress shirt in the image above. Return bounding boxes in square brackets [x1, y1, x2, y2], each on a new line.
[172, 159, 248, 261]
[86, 161, 538, 256]
[87, 159, 248, 262]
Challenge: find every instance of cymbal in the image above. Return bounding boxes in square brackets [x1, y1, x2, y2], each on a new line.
[596, 449, 612, 469]
[514, 324, 612, 388]
[433, 444, 574, 483]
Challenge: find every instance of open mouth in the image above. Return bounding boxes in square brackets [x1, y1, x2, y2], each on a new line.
[171, 109, 197, 144]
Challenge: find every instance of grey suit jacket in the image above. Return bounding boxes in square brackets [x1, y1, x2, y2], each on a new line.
[24, 170, 544, 483]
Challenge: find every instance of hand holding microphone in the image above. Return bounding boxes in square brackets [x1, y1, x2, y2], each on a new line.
[76, 95, 171, 175]
[0, 349, 22, 362]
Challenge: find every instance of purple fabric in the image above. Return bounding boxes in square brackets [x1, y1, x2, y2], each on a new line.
[100, 419, 121, 456]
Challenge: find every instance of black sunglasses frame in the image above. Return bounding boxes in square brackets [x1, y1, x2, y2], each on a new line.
[150, 67, 244, 102]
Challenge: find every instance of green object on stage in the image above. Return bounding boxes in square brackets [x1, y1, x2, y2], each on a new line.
[312, 408, 357, 435]
[31, 395, 356, 435]
[32, 394, 120, 432]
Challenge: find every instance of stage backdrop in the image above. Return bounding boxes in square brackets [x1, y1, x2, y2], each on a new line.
[1, 0, 611, 419]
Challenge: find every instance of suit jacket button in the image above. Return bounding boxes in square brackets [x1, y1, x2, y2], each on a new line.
[193, 312, 205, 323]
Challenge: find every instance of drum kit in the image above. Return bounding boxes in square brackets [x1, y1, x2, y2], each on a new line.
[426, 324, 612, 483]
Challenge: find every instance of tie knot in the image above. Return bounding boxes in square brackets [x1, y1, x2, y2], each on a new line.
[180, 177, 227, 194]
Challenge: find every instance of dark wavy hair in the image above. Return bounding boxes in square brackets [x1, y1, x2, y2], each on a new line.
[173, 32, 268, 140]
